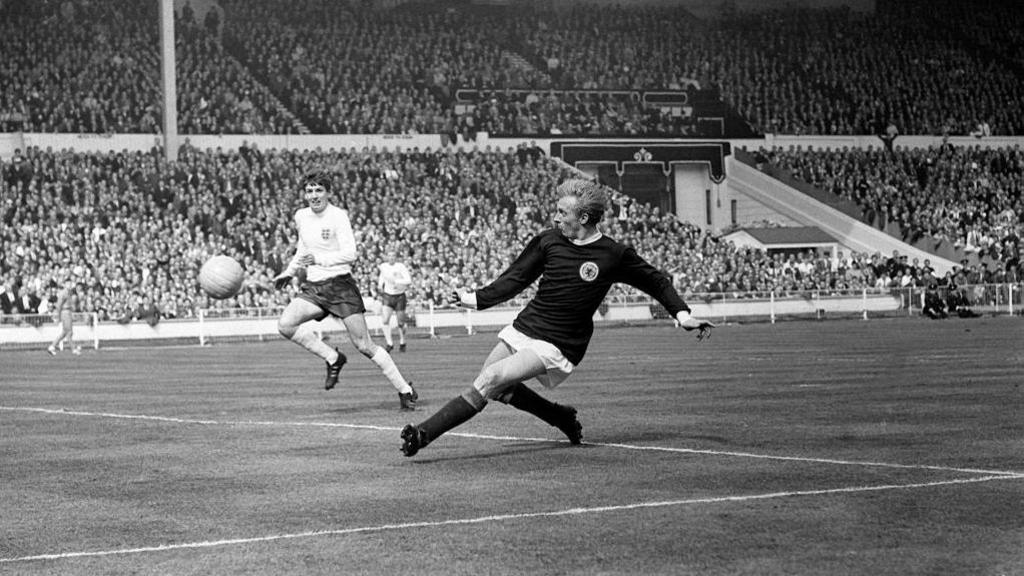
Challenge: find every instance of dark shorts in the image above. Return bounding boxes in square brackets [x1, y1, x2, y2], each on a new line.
[297, 274, 366, 320]
[381, 292, 408, 312]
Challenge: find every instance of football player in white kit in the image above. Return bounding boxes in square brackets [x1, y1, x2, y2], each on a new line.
[377, 248, 412, 353]
[274, 172, 417, 411]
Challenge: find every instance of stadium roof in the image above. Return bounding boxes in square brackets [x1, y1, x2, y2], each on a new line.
[722, 226, 838, 251]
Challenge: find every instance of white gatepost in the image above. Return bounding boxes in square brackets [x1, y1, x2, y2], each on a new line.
[92, 313, 100, 349]
[769, 291, 775, 324]
[198, 309, 206, 346]
[862, 288, 868, 320]
[427, 301, 436, 338]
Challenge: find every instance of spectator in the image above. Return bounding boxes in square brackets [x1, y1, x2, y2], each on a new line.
[922, 284, 948, 319]
[879, 121, 899, 153]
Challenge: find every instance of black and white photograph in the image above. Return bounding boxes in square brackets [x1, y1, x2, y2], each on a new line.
[1, 0, 1022, 573]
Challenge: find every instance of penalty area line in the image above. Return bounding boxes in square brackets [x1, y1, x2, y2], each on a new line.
[4, 406, 1021, 477]
[2, 474, 1021, 564]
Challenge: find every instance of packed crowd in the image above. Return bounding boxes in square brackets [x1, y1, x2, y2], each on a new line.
[0, 0, 298, 135]
[705, 4, 1024, 136]
[3, 0, 1023, 137]
[464, 90, 696, 137]
[175, 5, 299, 135]
[0, 0, 162, 133]
[5, 144, 1020, 327]
[917, 0, 1024, 78]
[764, 144, 1024, 270]
[217, 0, 486, 135]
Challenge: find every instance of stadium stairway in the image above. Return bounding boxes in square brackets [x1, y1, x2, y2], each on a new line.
[501, 50, 543, 80]
[726, 156, 959, 275]
[274, 99, 311, 135]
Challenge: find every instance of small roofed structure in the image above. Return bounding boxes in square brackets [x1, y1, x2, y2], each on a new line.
[722, 226, 839, 259]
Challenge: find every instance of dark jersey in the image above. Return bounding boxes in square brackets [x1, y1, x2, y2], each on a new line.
[475, 229, 690, 365]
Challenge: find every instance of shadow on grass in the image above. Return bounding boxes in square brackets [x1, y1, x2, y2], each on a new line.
[407, 442, 590, 464]
[322, 401, 428, 415]
[599, 430, 733, 445]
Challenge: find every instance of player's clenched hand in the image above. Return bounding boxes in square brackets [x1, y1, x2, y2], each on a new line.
[448, 289, 478, 310]
[273, 273, 293, 290]
[446, 290, 461, 308]
[676, 311, 715, 341]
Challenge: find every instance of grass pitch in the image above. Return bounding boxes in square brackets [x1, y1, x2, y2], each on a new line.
[1, 317, 1022, 575]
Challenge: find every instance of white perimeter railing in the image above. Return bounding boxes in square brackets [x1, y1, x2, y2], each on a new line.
[1, 284, 1020, 350]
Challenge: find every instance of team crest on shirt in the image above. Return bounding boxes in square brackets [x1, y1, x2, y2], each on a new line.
[579, 261, 599, 282]
[321, 228, 331, 240]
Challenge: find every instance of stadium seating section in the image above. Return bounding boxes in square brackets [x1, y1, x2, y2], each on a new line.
[1, 0, 1022, 319]
[3, 0, 1022, 136]
[3, 145, 1019, 320]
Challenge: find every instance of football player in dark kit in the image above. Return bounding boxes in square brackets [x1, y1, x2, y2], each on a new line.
[400, 179, 714, 457]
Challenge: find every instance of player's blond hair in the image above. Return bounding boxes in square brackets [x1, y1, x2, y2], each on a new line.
[557, 179, 609, 225]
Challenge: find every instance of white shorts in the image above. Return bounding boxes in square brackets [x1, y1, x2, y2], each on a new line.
[498, 325, 574, 388]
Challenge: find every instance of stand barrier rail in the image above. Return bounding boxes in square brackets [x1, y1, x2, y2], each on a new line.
[1, 284, 1019, 351]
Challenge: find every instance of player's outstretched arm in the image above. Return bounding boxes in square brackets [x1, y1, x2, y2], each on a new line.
[675, 311, 715, 341]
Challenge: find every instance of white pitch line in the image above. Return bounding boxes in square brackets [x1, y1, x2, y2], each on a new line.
[0, 406, 396, 432]
[3, 406, 1022, 477]
[584, 440, 1024, 478]
[1, 474, 1021, 564]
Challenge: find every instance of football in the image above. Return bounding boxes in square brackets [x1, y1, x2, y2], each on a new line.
[198, 255, 245, 299]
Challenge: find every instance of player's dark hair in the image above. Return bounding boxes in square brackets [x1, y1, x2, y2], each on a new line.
[558, 179, 608, 225]
[302, 170, 332, 193]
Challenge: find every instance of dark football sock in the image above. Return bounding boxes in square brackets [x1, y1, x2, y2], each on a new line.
[500, 383, 573, 428]
[417, 388, 486, 445]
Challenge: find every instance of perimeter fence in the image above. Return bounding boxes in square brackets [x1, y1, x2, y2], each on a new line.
[1, 284, 1019, 351]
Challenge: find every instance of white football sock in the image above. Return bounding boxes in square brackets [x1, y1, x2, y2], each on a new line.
[371, 347, 412, 393]
[291, 325, 337, 363]
[383, 325, 394, 346]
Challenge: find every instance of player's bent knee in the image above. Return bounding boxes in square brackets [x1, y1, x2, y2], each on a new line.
[460, 386, 488, 411]
[354, 338, 377, 357]
[472, 366, 512, 400]
[277, 321, 297, 339]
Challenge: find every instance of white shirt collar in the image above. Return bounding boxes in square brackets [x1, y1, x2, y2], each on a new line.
[571, 231, 603, 246]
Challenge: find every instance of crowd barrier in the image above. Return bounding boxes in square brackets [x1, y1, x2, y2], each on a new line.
[1, 284, 1019, 351]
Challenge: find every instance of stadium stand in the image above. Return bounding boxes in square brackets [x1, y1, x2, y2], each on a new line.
[6, 144, 1011, 326]
[3, 0, 1023, 137]
[1, 0, 1023, 330]
[764, 144, 1023, 277]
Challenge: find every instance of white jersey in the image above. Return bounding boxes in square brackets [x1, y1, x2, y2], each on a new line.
[378, 262, 412, 295]
[286, 205, 357, 282]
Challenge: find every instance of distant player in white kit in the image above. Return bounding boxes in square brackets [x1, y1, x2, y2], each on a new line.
[377, 248, 412, 353]
[48, 278, 82, 356]
[274, 171, 417, 411]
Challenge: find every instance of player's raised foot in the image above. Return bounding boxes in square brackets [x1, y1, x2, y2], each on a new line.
[46, 345, 57, 356]
[400, 424, 428, 457]
[384, 344, 394, 353]
[398, 382, 418, 411]
[557, 406, 583, 445]
[399, 342, 406, 353]
[324, 349, 347, 390]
